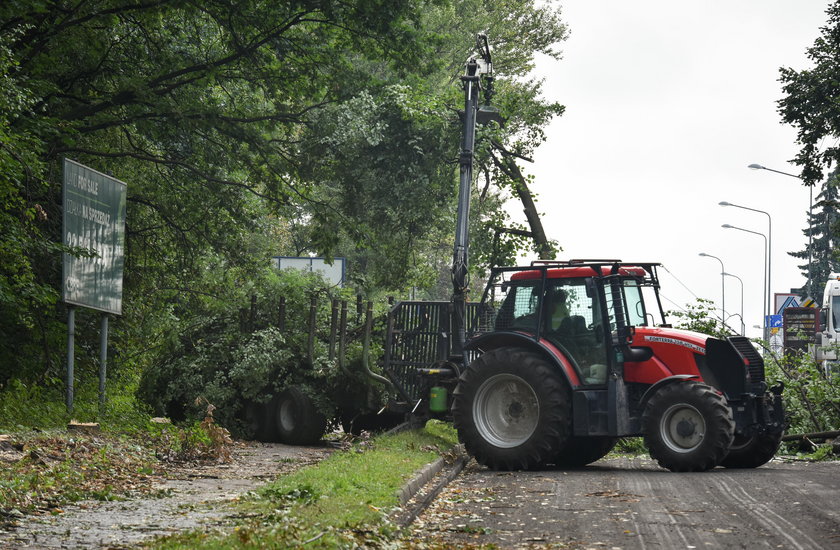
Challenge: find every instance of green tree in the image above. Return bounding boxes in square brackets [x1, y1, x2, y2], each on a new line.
[788, 166, 840, 302]
[0, 28, 62, 383]
[667, 298, 732, 340]
[0, 0, 432, 386]
[779, 1, 840, 186]
[294, 0, 569, 294]
[0, 0, 570, 417]
[434, 0, 567, 266]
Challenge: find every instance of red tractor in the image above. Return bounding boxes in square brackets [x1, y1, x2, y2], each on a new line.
[449, 261, 785, 471]
[380, 37, 785, 472]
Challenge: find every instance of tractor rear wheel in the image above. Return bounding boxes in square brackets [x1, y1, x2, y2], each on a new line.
[553, 436, 617, 467]
[275, 386, 327, 445]
[642, 381, 734, 472]
[452, 347, 571, 471]
[720, 432, 782, 468]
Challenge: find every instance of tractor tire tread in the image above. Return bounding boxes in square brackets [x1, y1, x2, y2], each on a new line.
[453, 347, 572, 471]
[642, 381, 734, 472]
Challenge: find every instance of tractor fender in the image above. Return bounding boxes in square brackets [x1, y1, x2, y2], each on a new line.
[465, 331, 581, 387]
[639, 374, 700, 409]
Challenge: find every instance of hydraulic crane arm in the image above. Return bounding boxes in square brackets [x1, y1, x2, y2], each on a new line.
[452, 34, 498, 360]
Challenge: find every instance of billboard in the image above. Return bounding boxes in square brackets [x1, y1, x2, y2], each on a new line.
[273, 257, 346, 287]
[783, 307, 820, 354]
[62, 159, 127, 315]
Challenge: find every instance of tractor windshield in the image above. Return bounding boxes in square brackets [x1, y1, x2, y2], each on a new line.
[605, 278, 660, 331]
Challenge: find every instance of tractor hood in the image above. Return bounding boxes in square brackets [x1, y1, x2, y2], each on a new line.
[623, 326, 709, 385]
[633, 326, 709, 355]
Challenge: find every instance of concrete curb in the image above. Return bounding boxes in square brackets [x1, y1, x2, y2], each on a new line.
[397, 456, 447, 506]
[394, 445, 469, 526]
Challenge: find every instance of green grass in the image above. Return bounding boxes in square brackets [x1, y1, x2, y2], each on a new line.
[151, 421, 458, 549]
[0, 378, 152, 434]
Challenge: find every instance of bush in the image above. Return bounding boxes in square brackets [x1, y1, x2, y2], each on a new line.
[137, 269, 388, 437]
[764, 348, 840, 435]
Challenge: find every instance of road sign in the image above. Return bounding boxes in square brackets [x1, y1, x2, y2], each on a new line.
[775, 294, 800, 314]
[62, 159, 127, 315]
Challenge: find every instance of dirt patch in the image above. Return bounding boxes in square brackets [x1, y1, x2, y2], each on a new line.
[0, 440, 333, 549]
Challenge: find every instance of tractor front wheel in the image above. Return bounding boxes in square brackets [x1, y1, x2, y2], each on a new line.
[642, 381, 734, 472]
[452, 347, 571, 470]
[720, 432, 782, 468]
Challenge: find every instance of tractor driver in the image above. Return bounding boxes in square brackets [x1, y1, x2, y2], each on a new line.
[545, 284, 608, 385]
[547, 288, 570, 330]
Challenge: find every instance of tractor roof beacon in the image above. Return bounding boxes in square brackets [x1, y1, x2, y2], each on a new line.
[380, 36, 786, 472]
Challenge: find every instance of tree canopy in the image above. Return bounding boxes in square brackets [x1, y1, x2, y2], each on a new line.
[779, 0, 840, 186]
[788, 167, 840, 302]
[0, 0, 568, 392]
[779, 0, 840, 296]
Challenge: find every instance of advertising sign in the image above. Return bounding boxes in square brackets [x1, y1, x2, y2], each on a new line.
[273, 256, 346, 287]
[783, 307, 820, 354]
[62, 159, 127, 315]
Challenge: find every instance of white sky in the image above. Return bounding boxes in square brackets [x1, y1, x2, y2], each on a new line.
[522, 0, 832, 338]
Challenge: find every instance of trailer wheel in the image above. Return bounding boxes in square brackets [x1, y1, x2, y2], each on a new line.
[553, 437, 617, 467]
[720, 432, 782, 468]
[275, 386, 327, 445]
[642, 381, 734, 472]
[453, 347, 571, 471]
[243, 397, 279, 442]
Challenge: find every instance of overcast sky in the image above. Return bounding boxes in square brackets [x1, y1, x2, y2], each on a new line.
[522, 0, 832, 338]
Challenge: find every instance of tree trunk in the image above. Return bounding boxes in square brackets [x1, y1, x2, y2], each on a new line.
[492, 150, 554, 260]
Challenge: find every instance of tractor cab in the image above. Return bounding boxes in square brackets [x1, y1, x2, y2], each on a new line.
[471, 260, 667, 387]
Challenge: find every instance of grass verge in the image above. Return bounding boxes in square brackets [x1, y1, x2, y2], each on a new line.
[150, 420, 458, 549]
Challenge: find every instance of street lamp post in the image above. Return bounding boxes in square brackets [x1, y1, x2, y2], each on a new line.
[721, 223, 768, 341]
[719, 201, 772, 328]
[748, 163, 811, 296]
[722, 272, 745, 335]
[699, 252, 726, 331]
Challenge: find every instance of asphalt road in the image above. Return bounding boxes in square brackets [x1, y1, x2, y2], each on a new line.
[408, 455, 840, 549]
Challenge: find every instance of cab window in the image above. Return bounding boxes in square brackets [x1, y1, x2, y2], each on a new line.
[494, 282, 540, 331]
[624, 280, 647, 327]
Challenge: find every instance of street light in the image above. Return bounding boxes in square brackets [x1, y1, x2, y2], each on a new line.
[722, 272, 745, 335]
[719, 201, 772, 326]
[748, 163, 812, 296]
[722, 223, 768, 341]
[699, 252, 726, 331]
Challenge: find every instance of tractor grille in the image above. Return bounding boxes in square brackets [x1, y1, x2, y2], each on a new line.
[729, 336, 765, 383]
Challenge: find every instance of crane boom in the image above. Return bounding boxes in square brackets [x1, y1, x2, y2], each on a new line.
[452, 34, 495, 360]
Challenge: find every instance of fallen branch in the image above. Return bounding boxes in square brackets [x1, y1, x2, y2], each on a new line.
[781, 430, 840, 442]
